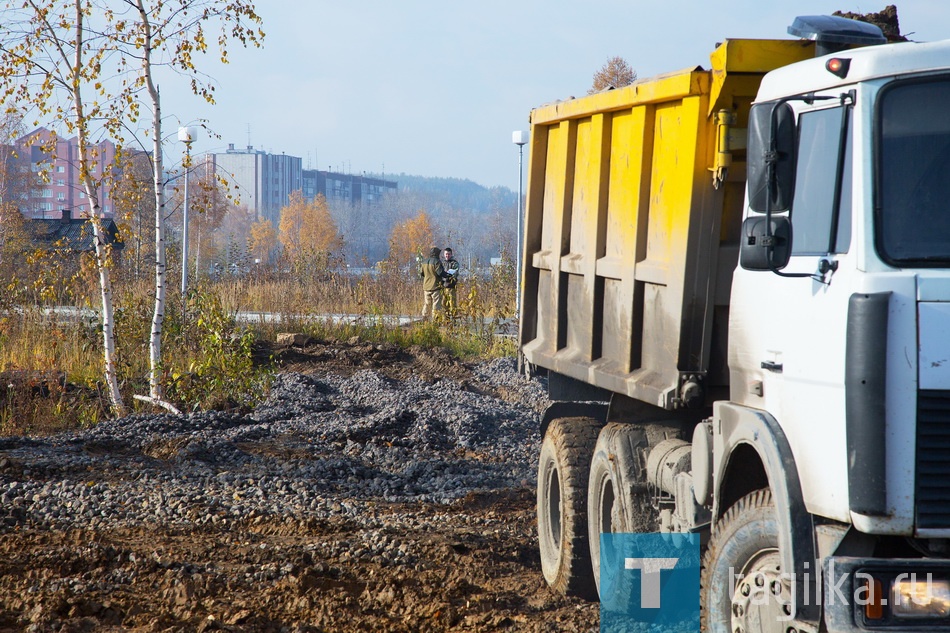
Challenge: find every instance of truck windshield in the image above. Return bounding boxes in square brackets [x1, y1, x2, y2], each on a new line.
[877, 76, 950, 266]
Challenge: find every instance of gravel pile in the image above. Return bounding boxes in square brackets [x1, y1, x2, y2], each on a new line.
[0, 357, 549, 533]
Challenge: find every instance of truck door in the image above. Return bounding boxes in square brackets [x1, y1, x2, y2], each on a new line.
[729, 100, 855, 523]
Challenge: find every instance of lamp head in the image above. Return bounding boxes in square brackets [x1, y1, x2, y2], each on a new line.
[178, 126, 199, 144]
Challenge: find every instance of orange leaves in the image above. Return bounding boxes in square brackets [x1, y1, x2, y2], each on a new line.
[277, 191, 343, 269]
[388, 210, 436, 266]
[248, 216, 277, 265]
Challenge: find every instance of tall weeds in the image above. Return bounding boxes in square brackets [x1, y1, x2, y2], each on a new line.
[1, 257, 517, 435]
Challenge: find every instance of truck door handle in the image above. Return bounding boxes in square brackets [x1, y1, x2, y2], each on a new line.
[761, 361, 783, 373]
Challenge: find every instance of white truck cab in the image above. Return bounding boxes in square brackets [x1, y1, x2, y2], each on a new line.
[524, 15, 950, 632]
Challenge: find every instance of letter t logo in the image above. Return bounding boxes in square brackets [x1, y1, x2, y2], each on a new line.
[625, 558, 680, 608]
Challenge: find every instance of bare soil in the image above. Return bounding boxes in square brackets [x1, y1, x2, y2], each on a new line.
[0, 341, 599, 632]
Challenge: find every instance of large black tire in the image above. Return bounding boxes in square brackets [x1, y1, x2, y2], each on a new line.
[537, 416, 601, 600]
[587, 423, 658, 598]
[701, 489, 791, 633]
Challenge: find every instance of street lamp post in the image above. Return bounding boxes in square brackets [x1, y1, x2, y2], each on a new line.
[512, 130, 529, 315]
[178, 126, 198, 296]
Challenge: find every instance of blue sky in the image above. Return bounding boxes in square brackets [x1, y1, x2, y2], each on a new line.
[160, 1, 947, 190]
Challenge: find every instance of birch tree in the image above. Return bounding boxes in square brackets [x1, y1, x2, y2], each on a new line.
[248, 216, 278, 267]
[278, 191, 343, 277]
[0, 111, 32, 283]
[112, 150, 157, 283]
[0, 0, 263, 415]
[588, 56, 636, 94]
[387, 210, 438, 269]
[183, 171, 232, 280]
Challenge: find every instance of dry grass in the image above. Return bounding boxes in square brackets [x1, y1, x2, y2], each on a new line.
[0, 310, 111, 434]
[214, 270, 421, 317]
[0, 264, 517, 435]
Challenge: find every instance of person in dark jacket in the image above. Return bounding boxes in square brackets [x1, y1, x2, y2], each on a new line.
[441, 247, 460, 315]
[419, 246, 447, 319]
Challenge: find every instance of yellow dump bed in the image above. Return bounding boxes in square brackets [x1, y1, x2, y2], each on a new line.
[519, 39, 814, 409]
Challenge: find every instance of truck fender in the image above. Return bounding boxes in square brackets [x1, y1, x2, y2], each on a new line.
[539, 402, 608, 437]
[712, 401, 819, 625]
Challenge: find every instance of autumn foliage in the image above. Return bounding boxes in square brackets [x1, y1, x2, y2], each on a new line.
[387, 211, 436, 269]
[246, 217, 276, 266]
[278, 191, 343, 276]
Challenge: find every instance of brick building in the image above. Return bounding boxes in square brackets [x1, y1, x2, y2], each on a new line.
[14, 127, 119, 220]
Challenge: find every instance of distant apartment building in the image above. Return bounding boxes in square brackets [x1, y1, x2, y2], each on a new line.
[300, 170, 398, 264]
[13, 127, 118, 220]
[301, 170, 396, 206]
[205, 144, 302, 224]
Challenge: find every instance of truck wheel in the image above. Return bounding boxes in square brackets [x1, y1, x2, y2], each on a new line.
[537, 416, 601, 600]
[588, 423, 655, 598]
[701, 489, 791, 633]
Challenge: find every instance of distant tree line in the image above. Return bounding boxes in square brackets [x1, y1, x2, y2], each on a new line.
[241, 176, 518, 277]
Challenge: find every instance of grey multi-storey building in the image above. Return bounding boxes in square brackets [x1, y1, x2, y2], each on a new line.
[206, 145, 302, 224]
[300, 170, 398, 264]
[301, 170, 396, 206]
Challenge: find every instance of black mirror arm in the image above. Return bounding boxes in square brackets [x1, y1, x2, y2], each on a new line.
[764, 98, 816, 280]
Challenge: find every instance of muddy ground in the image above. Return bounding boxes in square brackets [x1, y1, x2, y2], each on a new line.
[0, 341, 599, 633]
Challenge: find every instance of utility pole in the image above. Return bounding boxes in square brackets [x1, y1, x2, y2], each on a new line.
[178, 126, 198, 296]
[512, 131, 529, 315]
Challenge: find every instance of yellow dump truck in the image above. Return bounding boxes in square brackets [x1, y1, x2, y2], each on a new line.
[521, 15, 950, 632]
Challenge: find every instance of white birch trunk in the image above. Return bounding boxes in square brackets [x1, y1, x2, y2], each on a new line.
[136, 0, 168, 403]
[71, 1, 125, 416]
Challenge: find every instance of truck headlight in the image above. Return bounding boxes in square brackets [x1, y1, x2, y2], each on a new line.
[891, 578, 950, 618]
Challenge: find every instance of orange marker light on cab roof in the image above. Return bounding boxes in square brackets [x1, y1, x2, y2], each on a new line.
[826, 57, 852, 79]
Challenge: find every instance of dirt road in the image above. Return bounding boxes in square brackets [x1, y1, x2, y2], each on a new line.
[0, 489, 598, 632]
[0, 340, 599, 632]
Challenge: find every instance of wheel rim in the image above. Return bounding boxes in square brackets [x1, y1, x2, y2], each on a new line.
[547, 463, 562, 547]
[598, 474, 616, 534]
[594, 470, 617, 595]
[730, 548, 792, 633]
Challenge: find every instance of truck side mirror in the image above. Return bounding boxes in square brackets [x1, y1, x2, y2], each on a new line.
[740, 215, 792, 270]
[748, 102, 797, 213]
